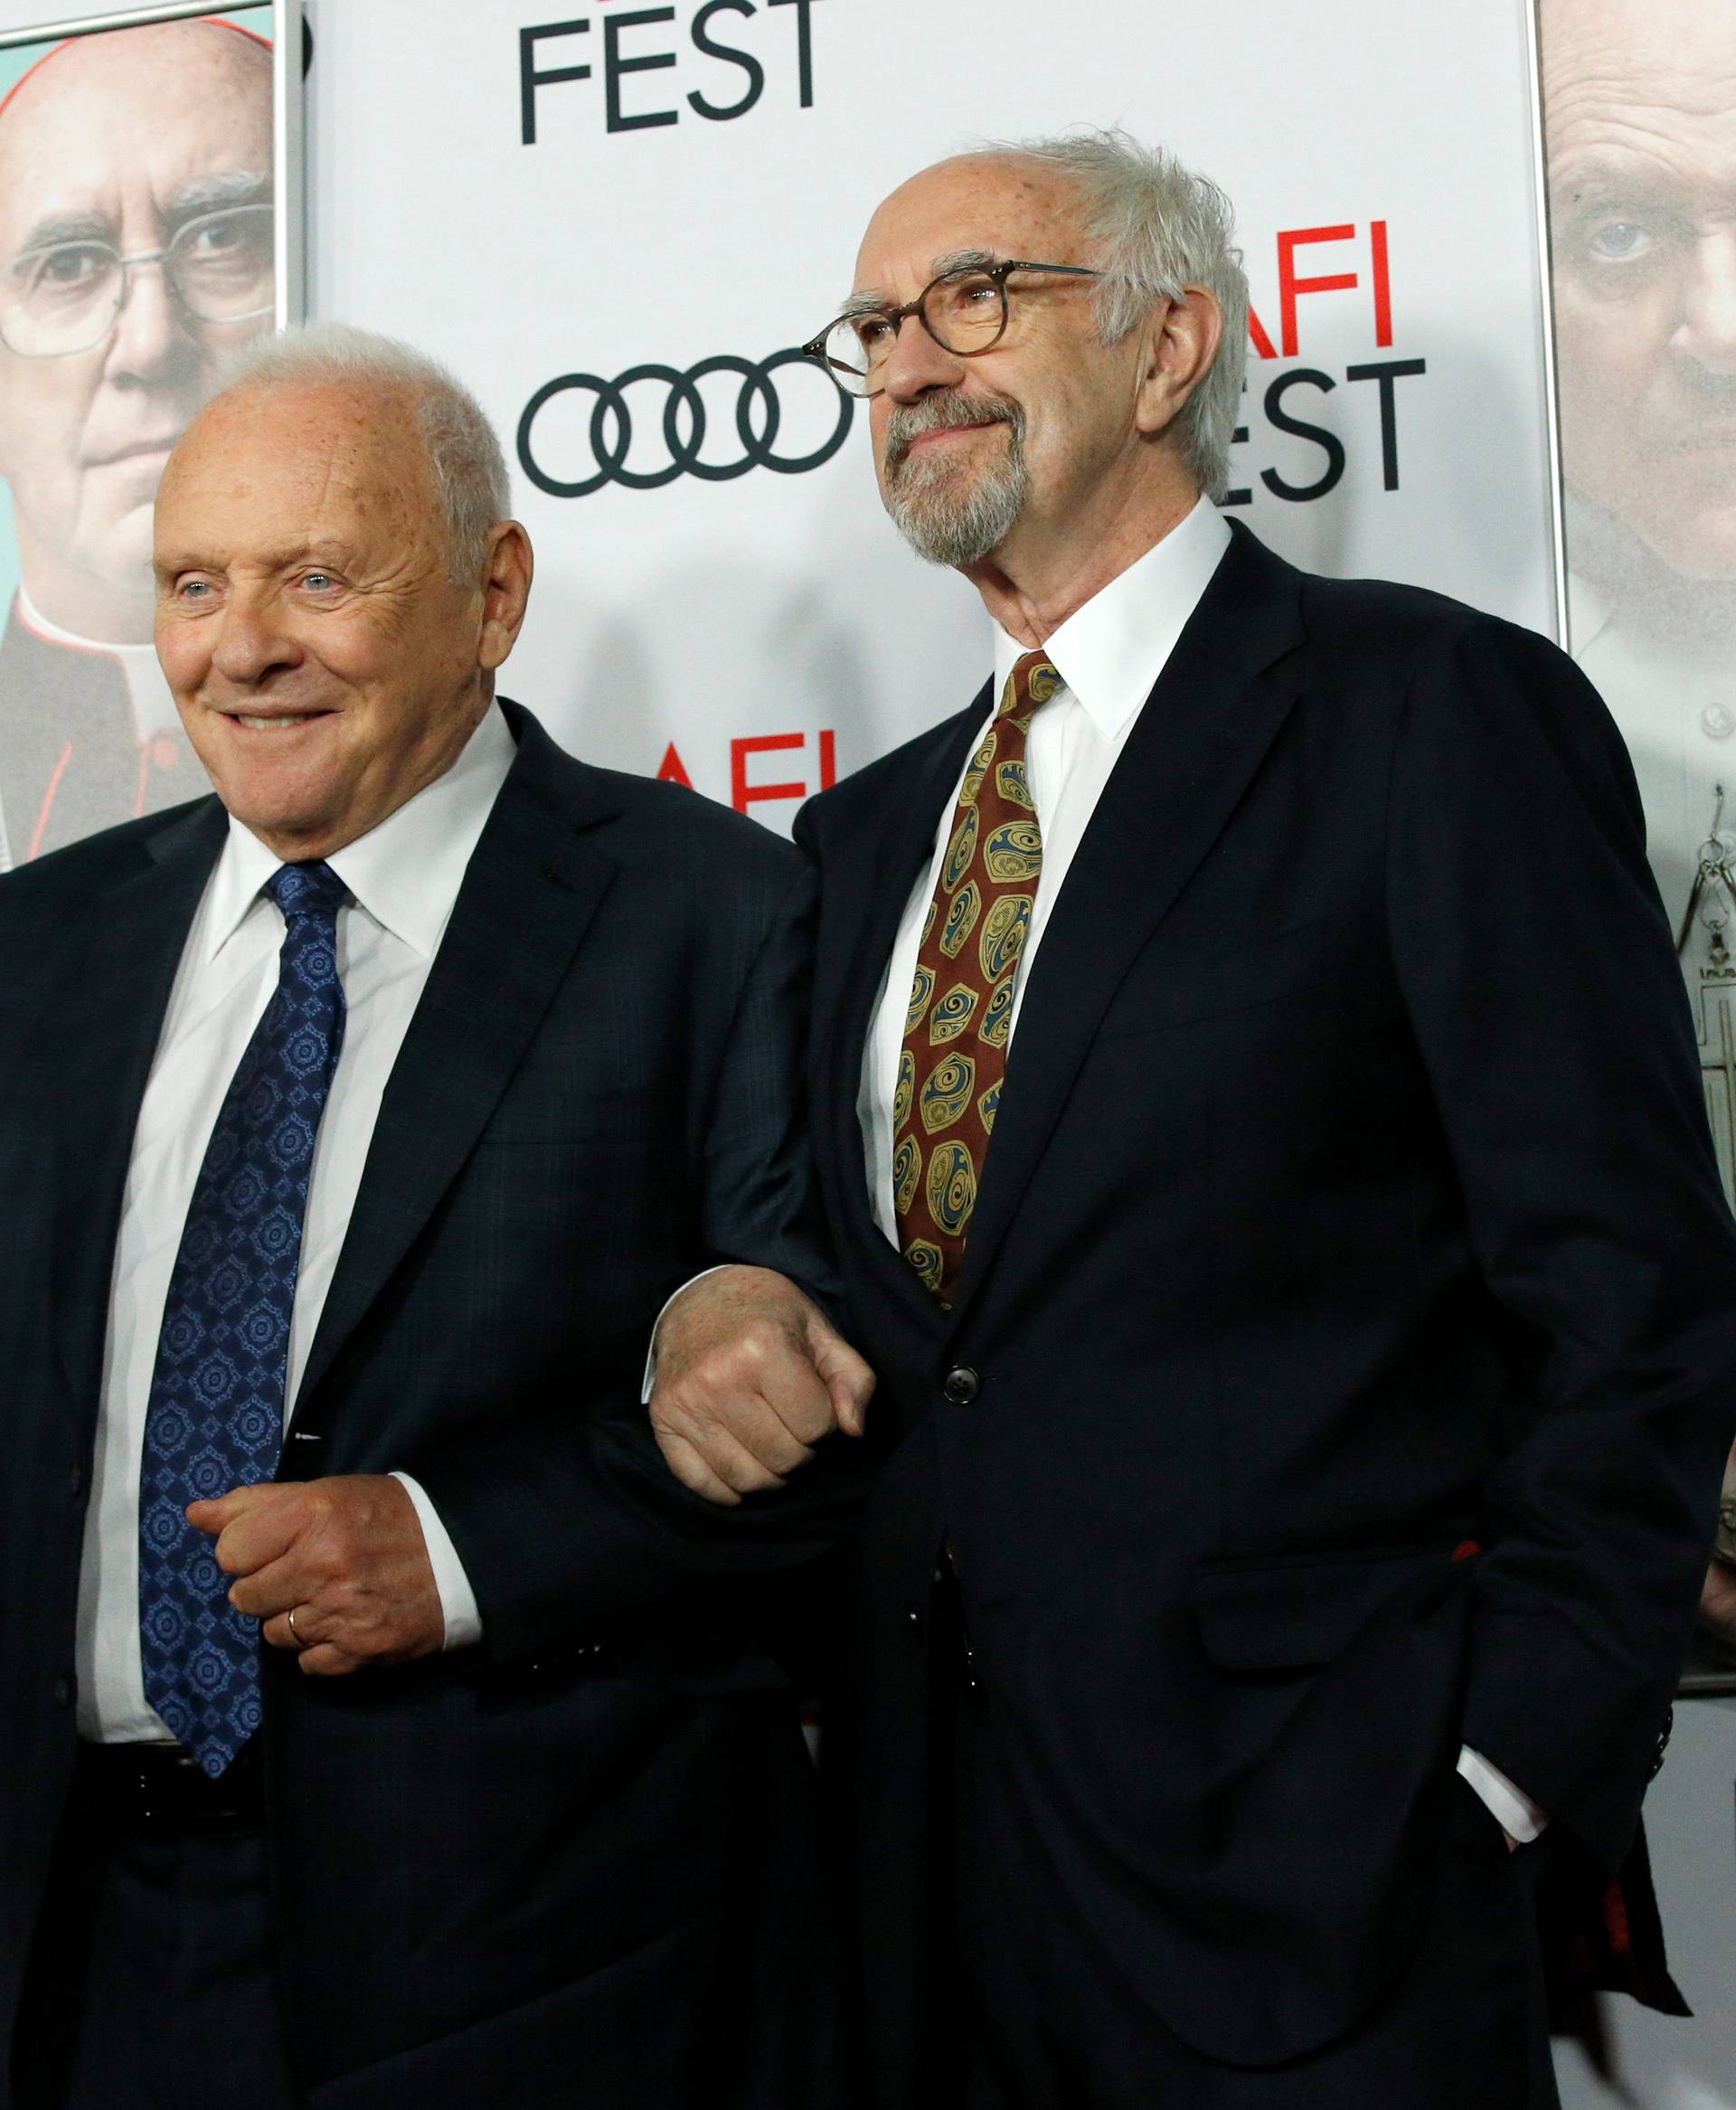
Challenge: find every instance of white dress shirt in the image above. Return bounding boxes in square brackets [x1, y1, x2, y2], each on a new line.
[855, 498, 1545, 1845]
[859, 495, 1232, 1235]
[78, 704, 515, 1743]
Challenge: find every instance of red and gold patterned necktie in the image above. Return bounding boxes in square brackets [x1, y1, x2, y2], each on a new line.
[894, 648, 1061, 1306]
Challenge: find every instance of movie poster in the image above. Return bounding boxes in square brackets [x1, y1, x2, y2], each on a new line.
[0, 1, 297, 869]
[1537, 0, 1736, 1679]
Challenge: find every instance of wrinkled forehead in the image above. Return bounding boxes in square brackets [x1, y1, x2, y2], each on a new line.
[851, 154, 1088, 301]
[0, 23, 271, 252]
[1543, 0, 1736, 129]
[159, 381, 440, 563]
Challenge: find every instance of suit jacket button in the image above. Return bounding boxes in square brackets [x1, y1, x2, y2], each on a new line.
[52, 1675, 72, 1708]
[942, 1365, 979, 1405]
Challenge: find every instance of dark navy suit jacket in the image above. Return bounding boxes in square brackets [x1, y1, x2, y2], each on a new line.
[0, 702, 857, 2107]
[795, 523, 1736, 2102]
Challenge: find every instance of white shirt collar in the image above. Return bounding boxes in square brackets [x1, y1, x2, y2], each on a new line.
[16, 584, 177, 744]
[990, 496, 1232, 736]
[202, 701, 518, 964]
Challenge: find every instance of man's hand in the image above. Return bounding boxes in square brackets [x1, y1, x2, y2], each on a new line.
[650, 1264, 874, 1506]
[186, 1474, 444, 1678]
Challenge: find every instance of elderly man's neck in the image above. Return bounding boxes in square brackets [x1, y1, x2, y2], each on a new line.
[961, 468, 1203, 648]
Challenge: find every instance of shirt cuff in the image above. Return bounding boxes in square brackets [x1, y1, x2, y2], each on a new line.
[390, 1471, 482, 1651]
[1458, 1744, 1547, 1843]
[641, 1264, 732, 1404]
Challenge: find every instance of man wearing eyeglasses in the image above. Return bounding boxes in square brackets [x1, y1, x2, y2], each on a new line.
[0, 16, 274, 868]
[663, 131, 1736, 2108]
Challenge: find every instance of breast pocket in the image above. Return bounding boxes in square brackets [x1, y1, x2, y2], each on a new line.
[1098, 917, 1332, 1036]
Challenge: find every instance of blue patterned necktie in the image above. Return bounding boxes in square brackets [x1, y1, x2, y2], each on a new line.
[138, 860, 347, 1776]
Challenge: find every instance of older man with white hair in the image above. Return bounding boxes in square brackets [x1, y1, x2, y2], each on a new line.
[668, 130, 1736, 2108]
[0, 321, 869, 2108]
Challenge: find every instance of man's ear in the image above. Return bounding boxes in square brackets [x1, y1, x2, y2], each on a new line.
[1134, 287, 1224, 438]
[477, 520, 533, 673]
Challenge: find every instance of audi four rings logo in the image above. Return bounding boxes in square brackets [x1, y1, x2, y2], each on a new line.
[515, 351, 854, 497]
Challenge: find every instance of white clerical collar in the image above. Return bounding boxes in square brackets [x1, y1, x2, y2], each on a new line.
[203, 701, 517, 964]
[990, 495, 1231, 735]
[15, 585, 178, 744]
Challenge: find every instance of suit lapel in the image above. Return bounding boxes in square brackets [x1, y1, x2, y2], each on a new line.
[945, 525, 1307, 1321]
[290, 722, 619, 1420]
[53, 800, 228, 1409]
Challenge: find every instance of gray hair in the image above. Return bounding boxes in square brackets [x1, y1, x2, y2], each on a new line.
[212, 321, 513, 581]
[973, 128, 1249, 499]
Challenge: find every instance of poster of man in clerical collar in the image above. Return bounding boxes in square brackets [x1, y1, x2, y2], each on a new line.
[0, 1, 298, 869]
[1537, 0, 1736, 1678]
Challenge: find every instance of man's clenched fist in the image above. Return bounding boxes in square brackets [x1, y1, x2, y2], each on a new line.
[650, 1264, 874, 1506]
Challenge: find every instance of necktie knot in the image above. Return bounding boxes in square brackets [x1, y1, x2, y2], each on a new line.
[266, 860, 346, 925]
[999, 649, 1062, 726]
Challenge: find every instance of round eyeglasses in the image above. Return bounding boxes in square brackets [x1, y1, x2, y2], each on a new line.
[0, 203, 276, 359]
[802, 259, 1102, 399]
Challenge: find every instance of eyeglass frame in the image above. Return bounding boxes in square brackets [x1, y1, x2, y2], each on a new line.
[0, 203, 278, 360]
[802, 258, 1104, 397]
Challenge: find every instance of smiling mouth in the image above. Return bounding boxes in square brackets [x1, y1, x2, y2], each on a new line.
[891, 424, 1005, 481]
[908, 424, 994, 453]
[222, 708, 332, 732]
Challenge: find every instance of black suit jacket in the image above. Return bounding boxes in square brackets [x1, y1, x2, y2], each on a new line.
[0, 702, 859, 2107]
[795, 523, 1736, 2096]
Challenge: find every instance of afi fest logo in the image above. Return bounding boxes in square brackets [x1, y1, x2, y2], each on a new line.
[519, 2, 823, 137]
[1231, 221, 1426, 504]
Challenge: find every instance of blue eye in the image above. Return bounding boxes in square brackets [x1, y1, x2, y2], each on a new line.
[302, 571, 335, 591]
[1586, 220, 1655, 262]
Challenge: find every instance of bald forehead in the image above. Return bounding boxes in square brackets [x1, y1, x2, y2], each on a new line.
[165, 371, 440, 523]
[854, 153, 1087, 295]
[0, 20, 269, 140]
[0, 19, 271, 254]
[176, 375, 428, 488]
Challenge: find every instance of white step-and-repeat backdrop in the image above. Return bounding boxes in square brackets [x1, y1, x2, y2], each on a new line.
[308, 0, 1561, 818]
[0, 0, 1724, 2100]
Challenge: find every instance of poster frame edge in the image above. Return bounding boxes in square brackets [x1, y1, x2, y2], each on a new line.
[0, 0, 257, 46]
[1521, 0, 1571, 650]
[272, 0, 303, 328]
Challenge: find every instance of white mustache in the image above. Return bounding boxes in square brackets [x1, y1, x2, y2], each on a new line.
[885, 392, 1023, 477]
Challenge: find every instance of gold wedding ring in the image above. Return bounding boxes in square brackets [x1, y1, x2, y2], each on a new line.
[286, 1605, 307, 1648]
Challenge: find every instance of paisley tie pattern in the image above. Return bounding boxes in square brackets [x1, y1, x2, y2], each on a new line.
[895, 649, 1061, 1305]
[138, 861, 347, 1776]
